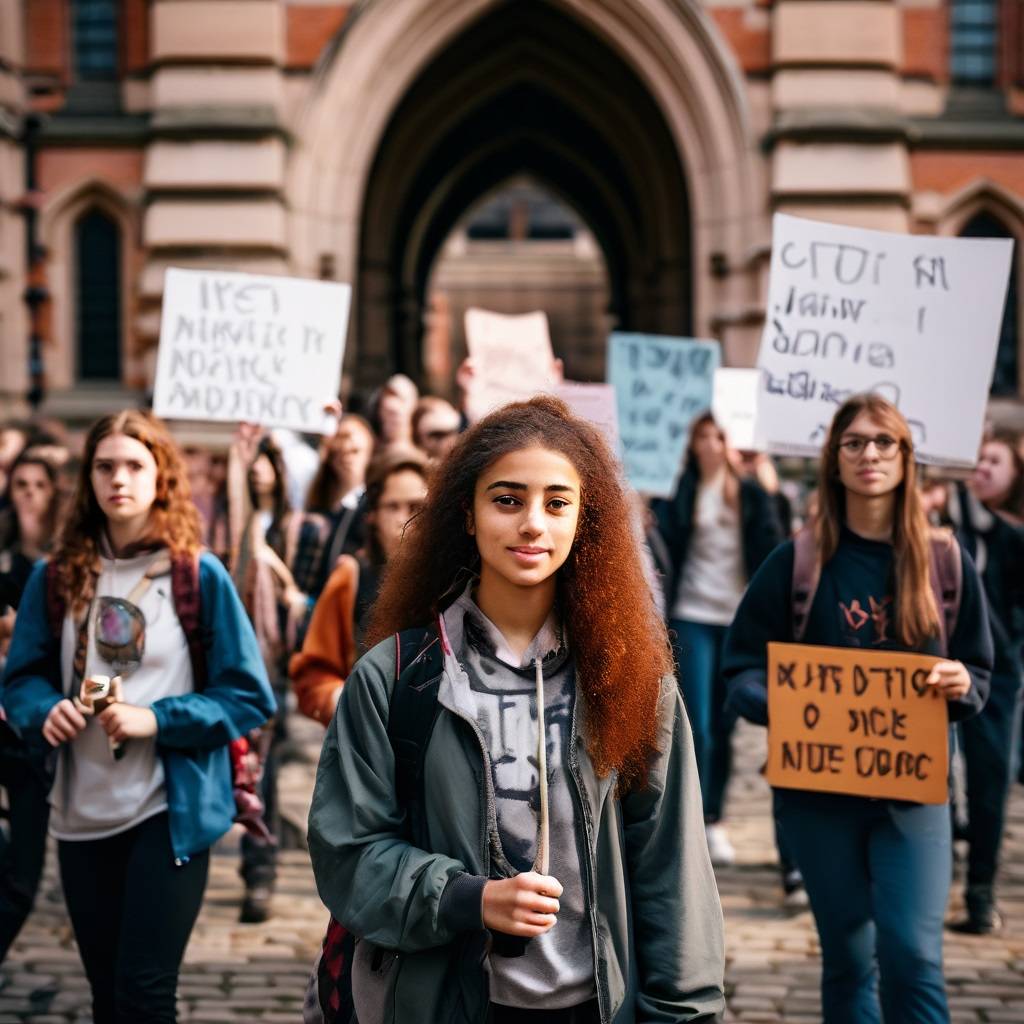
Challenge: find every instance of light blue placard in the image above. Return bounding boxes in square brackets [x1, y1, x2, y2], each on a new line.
[607, 333, 721, 498]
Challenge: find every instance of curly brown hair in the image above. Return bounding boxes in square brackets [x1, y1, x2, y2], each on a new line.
[367, 395, 672, 791]
[53, 410, 202, 615]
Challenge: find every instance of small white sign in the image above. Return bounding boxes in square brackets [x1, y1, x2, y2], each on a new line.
[713, 367, 762, 452]
[153, 268, 351, 434]
[754, 214, 1014, 467]
[464, 308, 557, 417]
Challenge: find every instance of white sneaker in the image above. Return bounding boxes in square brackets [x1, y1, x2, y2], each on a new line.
[705, 824, 736, 866]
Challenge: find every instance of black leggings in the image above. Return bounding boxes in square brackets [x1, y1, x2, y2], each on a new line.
[57, 812, 209, 1024]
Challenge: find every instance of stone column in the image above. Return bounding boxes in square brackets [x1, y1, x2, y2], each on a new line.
[770, 0, 911, 231]
[0, 0, 27, 416]
[139, 0, 289, 382]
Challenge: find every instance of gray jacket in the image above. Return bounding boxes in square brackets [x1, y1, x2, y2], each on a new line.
[307, 623, 725, 1023]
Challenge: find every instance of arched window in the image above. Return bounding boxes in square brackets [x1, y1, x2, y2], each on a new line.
[73, 0, 118, 80]
[960, 212, 1019, 396]
[949, 0, 1000, 88]
[75, 209, 122, 381]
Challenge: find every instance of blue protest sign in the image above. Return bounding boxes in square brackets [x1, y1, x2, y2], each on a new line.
[607, 333, 721, 497]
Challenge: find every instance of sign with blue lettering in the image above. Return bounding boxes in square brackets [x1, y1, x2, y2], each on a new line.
[153, 268, 351, 433]
[755, 214, 1014, 467]
[607, 333, 721, 497]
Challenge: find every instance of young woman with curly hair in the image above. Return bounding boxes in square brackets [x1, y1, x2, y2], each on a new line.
[307, 396, 724, 1024]
[723, 394, 993, 1024]
[1, 410, 274, 1023]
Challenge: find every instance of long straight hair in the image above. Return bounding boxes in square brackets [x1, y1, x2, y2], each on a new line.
[818, 394, 939, 647]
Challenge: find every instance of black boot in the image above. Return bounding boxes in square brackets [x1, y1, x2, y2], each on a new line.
[949, 884, 1001, 935]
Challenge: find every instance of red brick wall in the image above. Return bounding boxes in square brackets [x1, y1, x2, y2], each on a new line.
[121, 0, 149, 75]
[912, 152, 1024, 198]
[25, 0, 69, 80]
[286, 4, 350, 70]
[38, 149, 144, 196]
[709, 8, 771, 75]
[903, 8, 948, 82]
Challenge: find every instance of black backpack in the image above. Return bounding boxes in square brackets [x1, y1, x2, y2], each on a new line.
[304, 626, 444, 1024]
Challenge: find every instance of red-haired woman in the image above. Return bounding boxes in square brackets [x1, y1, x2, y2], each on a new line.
[307, 396, 724, 1023]
[1, 410, 274, 1023]
[654, 412, 784, 865]
[723, 395, 993, 1024]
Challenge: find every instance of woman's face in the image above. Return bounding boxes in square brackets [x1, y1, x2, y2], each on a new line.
[91, 434, 159, 528]
[249, 453, 277, 498]
[835, 411, 905, 498]
[371, 468, 428, 561]
[692, 422, 727, 475]
[972, 441, 1017, 506]
[470, 446, 581, 592]
[10, 463, 54, 522]
[329, 420, 374, 489]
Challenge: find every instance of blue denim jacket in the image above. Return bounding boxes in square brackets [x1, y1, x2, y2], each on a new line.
[1, 553, 276, 862]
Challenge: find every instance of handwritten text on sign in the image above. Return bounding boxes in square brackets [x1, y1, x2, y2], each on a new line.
[153, 269, 351, 433]
[754, 215, 1014, 468]
[607, 333, 720, 498]
[766, 642, 949, 804]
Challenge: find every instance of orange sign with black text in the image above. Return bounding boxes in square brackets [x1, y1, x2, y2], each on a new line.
[766, 642, 949, 804]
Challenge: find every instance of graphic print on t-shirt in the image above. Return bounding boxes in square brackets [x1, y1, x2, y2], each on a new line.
[838, 593, 892, 646]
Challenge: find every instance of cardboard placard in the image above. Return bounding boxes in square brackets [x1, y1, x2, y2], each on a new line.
[754, 214, 1014, 468]
[557, 381, 621, 456]
[153, 268, 350, 434]
[464, 308, 557, 417]
[606, 332, 721, 498]
[712, 367, 762, 452]
[766, 642, 949, 804]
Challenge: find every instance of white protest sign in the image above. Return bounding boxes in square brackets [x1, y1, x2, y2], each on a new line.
[464, 308, 557, 417]
[557, 381, 621, 456]
[713, 367, 762, 451]
[607, 333, 721, 498]
[153, 268, 351, 434]
[755, 214, 1014, 467]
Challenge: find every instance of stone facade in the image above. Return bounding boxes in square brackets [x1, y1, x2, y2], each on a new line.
[0, 0, 1022, 420]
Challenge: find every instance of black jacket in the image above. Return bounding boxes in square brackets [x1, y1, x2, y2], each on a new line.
[653, 468, 785, 609]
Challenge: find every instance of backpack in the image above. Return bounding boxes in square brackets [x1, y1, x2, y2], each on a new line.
[43, 554, 272, 842]
[304, 627, 444, 1024]
[790, 526, 963, 653]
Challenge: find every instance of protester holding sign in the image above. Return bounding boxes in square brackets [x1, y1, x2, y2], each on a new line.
[722, 394, 992, 1024]
[1, 410, 274, 1023]
[307, 396, 723, 1024]
[654, 412, 784, 865]
[940, 433, 1024, 934]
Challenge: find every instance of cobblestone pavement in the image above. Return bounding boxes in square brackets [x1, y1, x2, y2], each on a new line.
[2, 717, 1022, 1022]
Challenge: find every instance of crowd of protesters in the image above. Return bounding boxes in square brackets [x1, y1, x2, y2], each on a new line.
[0, 365, 1021, 1023]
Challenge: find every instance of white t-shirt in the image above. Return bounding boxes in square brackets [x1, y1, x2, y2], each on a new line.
[672, 476, 747, 626]
[49, 550, 195, 841]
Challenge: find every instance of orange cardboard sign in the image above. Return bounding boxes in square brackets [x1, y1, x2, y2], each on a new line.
[766, 642, 949, 804]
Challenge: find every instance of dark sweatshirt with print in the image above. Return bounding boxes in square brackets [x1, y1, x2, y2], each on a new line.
[722, 525, 993, 727]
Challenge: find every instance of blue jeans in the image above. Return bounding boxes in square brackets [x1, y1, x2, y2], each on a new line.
[669, 619, 732, 822]
[776, 790, 951, 1024]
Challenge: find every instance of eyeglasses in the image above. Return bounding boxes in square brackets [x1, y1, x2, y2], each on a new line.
[837, 434, 901, 459]
[95, 596, 146, 674]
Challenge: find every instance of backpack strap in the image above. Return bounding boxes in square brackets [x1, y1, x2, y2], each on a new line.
[928, 528, 962, 657]
[387, 626, 444, 844]
[791, 527, 820, 643]
[171, 551, 208, 691]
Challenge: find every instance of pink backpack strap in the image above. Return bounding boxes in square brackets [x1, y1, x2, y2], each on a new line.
[791, 527, 820, 643]
[928, 528, 962, 656]
[171, 551, 207, 690]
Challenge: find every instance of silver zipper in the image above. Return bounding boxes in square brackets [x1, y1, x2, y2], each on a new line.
[567, 695, 610, 1024]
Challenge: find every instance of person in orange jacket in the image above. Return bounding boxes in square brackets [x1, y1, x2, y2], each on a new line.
[290, 447, 428, 724]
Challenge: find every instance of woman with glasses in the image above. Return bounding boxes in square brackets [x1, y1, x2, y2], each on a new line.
[1, 410, 274, 1023]
[290, 447, 428, 725]
[722, 394, 992, 1024]
[653, 412, 784, 866]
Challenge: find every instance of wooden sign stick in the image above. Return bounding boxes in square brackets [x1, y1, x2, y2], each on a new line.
[534, 657, 550, 877]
